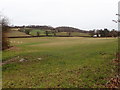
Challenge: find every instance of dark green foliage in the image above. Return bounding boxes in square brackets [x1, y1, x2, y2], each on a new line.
[99, 30, 106, 37]
[110, 29, 118, 37]
[91, 29, 119, 37]
[103, 28, 110, 37]
[25, 29, 31, 35]
[53, 32, 56, 36]
[37, 32, 40, 36]
[68, 32, 71, 36]
[45, 31, 49, 36]
[53, 30, 56, 36]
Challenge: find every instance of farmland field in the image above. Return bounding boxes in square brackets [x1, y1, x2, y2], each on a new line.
[8, 30, 31, 37]
[25, 29, 91, 36]
[2, 37, 118, 88]
[30, 29, 46, 36]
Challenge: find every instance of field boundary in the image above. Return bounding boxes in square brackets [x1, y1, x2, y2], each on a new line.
[8, 35, 91, 38]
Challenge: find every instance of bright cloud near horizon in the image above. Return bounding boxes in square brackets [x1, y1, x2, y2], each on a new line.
[0, 0, 119, 30]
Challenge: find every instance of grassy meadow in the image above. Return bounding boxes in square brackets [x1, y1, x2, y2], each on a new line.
[2, 37, 118, 88]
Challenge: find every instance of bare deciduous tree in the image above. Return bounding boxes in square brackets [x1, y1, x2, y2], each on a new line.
[0, 15, 10, 50]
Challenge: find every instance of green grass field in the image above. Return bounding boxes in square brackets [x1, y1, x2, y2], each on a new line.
[30, 29, 46, 36]
[2, 37, 118, 88]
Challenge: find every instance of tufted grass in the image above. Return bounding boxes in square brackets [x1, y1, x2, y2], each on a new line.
[2, 37, 118, 88]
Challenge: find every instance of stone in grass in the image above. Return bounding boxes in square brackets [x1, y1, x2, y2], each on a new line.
[19, 58, 26, 62]
[38, 58, 42, 60]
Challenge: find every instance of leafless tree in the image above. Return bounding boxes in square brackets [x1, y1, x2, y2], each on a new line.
[0, 15, 10, 50]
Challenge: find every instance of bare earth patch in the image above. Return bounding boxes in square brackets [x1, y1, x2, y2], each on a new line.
[7, 46, 21, 51]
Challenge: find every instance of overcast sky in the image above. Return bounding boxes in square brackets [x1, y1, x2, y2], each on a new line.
[0, 0, 119, 30]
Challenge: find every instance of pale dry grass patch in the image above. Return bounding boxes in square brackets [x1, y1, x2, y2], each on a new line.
[30, 37, 116, 48]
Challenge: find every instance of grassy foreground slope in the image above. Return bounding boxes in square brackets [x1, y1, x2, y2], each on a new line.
[2, 37, 118, 88]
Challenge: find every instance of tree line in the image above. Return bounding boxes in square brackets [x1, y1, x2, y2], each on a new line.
[12, 25, 120, 37]
[89, 28, 119, 37]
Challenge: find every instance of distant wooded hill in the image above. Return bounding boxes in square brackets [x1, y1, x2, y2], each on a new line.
[10, 25, 89, 33]
[55, 27, 88, 33]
